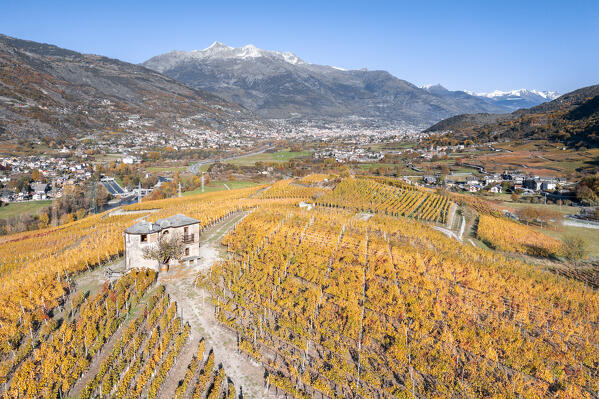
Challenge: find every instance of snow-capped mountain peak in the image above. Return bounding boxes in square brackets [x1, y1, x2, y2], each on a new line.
[422, 84, 449, 92]
[465, 88, 560, 100]
[422, 83, 446, 90]
[460, 88, 561, 111]
[204, 41, 232, 51]
[176, 42, 306, 64]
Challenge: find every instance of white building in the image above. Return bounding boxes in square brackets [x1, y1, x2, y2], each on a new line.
[542, 181, 557, 191]
[124, 214, 201, 272]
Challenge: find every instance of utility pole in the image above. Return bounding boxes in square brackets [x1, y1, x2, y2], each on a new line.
[201, 173, 205, 193]
[178, 182, 181, 198]
[90, 180, 97, 214]
[51, 179, 58, 227]
[138, 182, 141, 204]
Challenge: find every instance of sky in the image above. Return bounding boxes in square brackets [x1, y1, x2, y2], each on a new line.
[2, 0, 598, 94]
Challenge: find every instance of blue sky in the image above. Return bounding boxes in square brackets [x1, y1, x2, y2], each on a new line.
[2, 0, 597, 93]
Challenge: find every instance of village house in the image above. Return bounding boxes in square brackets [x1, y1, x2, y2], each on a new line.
[423, 175, 437, 185]
[465, 176, 480, 186]
[468, 184, 482, 193]
[124, 214, 201, 272]
[31, 182, 49, 200]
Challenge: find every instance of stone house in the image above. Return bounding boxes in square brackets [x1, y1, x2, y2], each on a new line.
[124, 214, 201, 271]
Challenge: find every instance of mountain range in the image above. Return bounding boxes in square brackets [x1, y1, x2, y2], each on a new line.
[426, 84, 599, 148]
[0, 35, 262, 141]
[423, 85, 560, 112]
[0, 35, 565, 141]
[143, 42, 557, 127]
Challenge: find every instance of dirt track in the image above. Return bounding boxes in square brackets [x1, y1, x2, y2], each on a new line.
[158, 212, 279, 399]
[69, 212, 278, 398]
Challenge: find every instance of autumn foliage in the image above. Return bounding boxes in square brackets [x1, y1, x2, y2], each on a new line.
[477, 214, 564, 257]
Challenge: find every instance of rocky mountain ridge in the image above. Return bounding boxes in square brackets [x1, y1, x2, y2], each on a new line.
[143, 43, 538, 127]
[0, 35, 264, 141]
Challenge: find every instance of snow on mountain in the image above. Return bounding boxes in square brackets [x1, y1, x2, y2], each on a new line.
[465, 89, 560, 100]
[142, 46, 528, 124]
[148, 42, 307, 72]
[460, 88, 560, 111]
[421, 85, 560, 111]
[422, 83, 446, 90]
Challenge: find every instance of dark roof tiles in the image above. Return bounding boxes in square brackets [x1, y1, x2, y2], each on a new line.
[125, 213, 200, 234]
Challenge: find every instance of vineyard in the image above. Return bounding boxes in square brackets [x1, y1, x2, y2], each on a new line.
[449, 192, 503, 217]
[316, 177, 453, 224]
[201, 206, 599, 398]
[1, 269, 239, 398]
[0, 176, 596, 398]
[255, 179, 331, 200]
[0, 187, 284, 398]
[299, 174, 336, 185]
[477, 214, 564, 257]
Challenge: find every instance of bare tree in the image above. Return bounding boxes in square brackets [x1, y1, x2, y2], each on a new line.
[142, 233, 185, 270]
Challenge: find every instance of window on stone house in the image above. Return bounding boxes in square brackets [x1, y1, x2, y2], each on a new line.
[185, 247, 189, 256]
[141, 234, 147, 242]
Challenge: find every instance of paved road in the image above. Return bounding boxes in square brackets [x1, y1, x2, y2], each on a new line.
[563, 216, 599, 229]
[188, 146, 274, 174]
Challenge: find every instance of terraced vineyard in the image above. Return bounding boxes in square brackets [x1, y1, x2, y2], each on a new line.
[255, 179, 331, 200]
[1, 268, 240, 399]
[0, 187, 281, 398]
[0, 176, 596, 399]
[477, 214, 564, 257]
[202, 206, 599, 398]
[316, 177, 452, 223]
[299, 174, 336, 185]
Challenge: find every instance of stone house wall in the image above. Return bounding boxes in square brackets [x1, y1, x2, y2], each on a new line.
[125, 223, 201, 272]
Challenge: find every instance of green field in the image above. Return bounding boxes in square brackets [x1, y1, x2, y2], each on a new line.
[225, 149, 312, 166]
[182, 180, 261, 196]
[534, 225, 599, 258]
[0, 200, 52, 219]
[499, 201, 580, 215]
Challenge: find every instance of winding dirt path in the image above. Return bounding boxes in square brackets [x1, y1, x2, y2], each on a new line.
[158, 212, 279, 399]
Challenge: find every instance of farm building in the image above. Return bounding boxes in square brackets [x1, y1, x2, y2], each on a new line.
[124, 214, 201, 271]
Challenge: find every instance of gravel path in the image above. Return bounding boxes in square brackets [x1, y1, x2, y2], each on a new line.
[159, 212, 279, 399]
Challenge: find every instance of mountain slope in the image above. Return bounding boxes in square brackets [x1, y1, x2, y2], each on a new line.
[422, 85, 558, 112]
[425, 84, 599, 147]
[467, 89, 559, 111]
[143, 43, 513, 127]
[0, 35, 263, 140]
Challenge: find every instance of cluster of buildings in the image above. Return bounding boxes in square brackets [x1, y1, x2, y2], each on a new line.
[423, 171, 564, 194]
[0, 156, 91, 203]
[313, 147, 385, 163]
[268, 118, 424, 144]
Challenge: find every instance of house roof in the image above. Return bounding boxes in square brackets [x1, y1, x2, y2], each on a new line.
[31, 183, 48, 193]
[125, 220, 162, 234]
[157, 214, 200, 228]
[125, 214, 200, 235]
